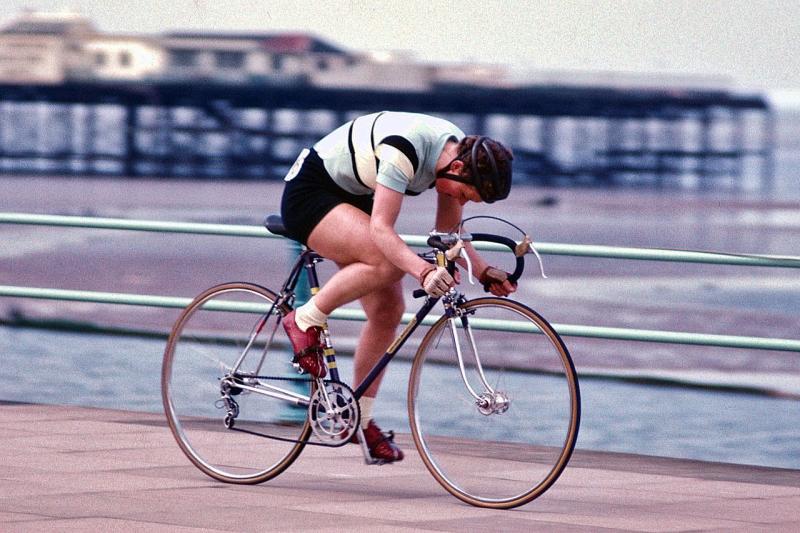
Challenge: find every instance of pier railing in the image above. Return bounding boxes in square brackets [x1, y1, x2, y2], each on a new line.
[1, 212, 799, 353]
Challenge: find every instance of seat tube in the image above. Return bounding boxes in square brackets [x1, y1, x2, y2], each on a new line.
[304, 255, 341, 382]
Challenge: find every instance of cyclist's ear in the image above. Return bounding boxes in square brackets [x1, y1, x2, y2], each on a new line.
[449, 159, 466, 176]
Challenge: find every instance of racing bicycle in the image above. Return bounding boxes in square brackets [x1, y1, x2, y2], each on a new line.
[161, 215, 580, 509]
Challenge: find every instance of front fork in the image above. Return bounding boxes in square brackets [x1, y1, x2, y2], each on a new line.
[444, 294, 509, 416]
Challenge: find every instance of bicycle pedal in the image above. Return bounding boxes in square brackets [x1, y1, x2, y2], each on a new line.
[355, 427, 386, 465]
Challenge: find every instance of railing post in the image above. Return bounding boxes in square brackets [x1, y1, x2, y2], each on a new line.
[289, 240, 311, 307]
[124, 102, 139, 177]
[283, 239, 310, 422]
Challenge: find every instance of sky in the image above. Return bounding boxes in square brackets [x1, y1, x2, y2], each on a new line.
[3, 1, 800, 96]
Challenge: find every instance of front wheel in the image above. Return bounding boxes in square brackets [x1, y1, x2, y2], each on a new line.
[408, 297, 580, 509]
[162, 282, 313, 484]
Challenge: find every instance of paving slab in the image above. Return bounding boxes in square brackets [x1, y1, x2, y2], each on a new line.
[1, 402, 799, 532]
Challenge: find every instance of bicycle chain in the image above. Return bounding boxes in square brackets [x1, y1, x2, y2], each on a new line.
[226, 375, 357, 448]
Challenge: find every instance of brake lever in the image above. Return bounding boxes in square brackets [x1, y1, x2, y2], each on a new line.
[444, 239, 475, 285]
[518, 235, 547, 279]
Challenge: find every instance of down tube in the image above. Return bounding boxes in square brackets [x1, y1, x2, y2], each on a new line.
[352, 296, 439, 399]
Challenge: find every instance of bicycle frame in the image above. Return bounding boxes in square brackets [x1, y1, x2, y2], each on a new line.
[221, 243, 508, 443]
[223, 247, 474, 406]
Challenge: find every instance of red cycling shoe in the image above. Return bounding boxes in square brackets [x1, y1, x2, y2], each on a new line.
[282, 310, 326, 379]
[353, 420, 404, 463]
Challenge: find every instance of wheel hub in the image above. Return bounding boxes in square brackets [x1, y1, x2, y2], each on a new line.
[476, 391, 510, 415]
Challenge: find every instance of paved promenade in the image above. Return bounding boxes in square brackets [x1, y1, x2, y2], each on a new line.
[1, 402, 799, 532]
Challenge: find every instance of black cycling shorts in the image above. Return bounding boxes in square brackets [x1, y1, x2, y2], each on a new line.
[280, 148, 374, 245]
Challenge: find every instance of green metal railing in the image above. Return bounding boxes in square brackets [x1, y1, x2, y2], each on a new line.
[1, 212, 799, 353]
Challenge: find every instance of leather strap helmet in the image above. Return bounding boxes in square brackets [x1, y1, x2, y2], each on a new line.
[441, 136, 513, 203]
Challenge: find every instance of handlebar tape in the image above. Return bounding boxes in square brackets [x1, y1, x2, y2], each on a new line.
[470, 233, 525, 284]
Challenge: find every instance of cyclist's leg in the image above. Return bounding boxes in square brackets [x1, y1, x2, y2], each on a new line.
[306, 204, 407, 462]
[353, 281, 405, 397]
[306, 204, 405, 313]
[350, 281, 406, 462]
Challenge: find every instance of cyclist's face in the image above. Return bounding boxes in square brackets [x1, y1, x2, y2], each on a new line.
[436, 178, 482, 205]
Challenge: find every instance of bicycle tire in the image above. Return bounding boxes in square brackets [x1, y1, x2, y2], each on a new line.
[162, 282, 313, 484]
[408, 297, 580, 509]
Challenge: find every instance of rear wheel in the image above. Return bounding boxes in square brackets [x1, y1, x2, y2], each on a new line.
[162, 282, 312, 484]
[408, 297, 580, 508]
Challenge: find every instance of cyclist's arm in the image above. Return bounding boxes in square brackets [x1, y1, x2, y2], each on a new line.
[371, 184, 435, 280]
[436, 192, 516, 296]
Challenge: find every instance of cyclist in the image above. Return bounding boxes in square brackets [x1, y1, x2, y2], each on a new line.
[279, 111, 515, 463]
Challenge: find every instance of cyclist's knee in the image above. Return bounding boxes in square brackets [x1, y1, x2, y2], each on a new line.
[371, 260, 404, 285]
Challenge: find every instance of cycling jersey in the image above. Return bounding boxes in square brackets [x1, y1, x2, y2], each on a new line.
[312, 111, 465, 196]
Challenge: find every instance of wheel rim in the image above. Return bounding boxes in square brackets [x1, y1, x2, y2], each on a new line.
[409, 298, 580, 507]
[162, 283, 311, 483]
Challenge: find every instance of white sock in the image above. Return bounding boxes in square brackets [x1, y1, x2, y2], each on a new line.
[360, 396, 375, 426]
[294, 298, 328, 331]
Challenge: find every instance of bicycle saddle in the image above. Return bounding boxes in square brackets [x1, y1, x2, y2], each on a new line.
[264, 214, 290, 237]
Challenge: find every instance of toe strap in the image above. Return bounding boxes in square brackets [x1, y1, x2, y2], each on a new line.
[294, 346, 323, 359]
[372, 431, 402, 459]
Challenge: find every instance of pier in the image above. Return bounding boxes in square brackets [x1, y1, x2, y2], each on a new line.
[0, 81, 773, 191]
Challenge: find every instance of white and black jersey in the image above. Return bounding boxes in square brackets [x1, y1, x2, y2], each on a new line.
[312, 111, 465, 196]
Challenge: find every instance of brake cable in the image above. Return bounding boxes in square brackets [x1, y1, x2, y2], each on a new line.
[458, 215, 547, 279]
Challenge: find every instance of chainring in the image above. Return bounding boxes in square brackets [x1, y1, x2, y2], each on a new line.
[308, 380, 360, 445]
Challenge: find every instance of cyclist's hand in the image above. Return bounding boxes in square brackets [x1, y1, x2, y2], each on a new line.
[421, 266, 455, 297]
[480, 266, 517, 297]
